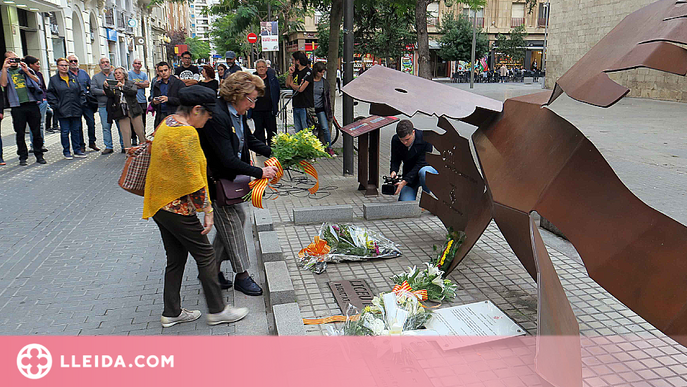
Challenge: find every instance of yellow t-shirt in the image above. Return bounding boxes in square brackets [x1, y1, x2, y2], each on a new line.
[60, 74, 69, 86]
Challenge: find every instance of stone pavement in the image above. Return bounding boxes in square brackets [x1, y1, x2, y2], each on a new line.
[266, 82, 687, 386]
[2, 81, 687, 385]
[0, 113, 269, 336]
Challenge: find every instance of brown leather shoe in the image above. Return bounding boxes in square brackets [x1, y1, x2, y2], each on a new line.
[101, 149, 114, 155]
[89, 143, 101, 152]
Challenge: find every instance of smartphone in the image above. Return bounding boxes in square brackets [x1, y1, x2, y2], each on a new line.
[106, 79, 118, 87]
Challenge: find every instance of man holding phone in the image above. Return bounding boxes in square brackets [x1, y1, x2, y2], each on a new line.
[0, 51, 45, 165]
[91, 57, 123, 154]
[152, 61, 185, 128]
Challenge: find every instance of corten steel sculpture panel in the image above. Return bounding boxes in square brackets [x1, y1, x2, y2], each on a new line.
[342, 2, 687, 383]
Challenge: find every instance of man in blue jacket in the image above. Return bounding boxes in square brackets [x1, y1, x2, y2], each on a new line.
[0, 51, 45, 165]
[68, 55, 98, 152]
[249, 59, 280, 146]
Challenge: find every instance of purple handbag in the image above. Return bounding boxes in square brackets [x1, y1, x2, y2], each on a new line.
[214, 175, 251, 206]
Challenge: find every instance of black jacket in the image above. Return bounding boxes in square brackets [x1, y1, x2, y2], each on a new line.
[248, 70, 280, 117]
[46, 72, 83, 118]
[152, 76, 185, 125]
[105, 80, 143, 122]
[197, 98, 272, 199]
[390, 130, 433, 187]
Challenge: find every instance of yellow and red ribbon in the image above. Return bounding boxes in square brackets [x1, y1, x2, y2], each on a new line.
[299, 160, 320, 194]
[392, 281, 428, 301]
[248, 157, 284, 209]
[298, 236, 331, 258]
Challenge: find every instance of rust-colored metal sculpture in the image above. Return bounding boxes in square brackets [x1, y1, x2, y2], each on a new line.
[342, 2, 687, 384]
[548, 0, 687, 107]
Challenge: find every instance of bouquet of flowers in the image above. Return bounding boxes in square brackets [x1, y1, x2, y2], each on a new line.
[391, 263, 458, 302]
[431, 227, 466, 272]
[271, 130, 330, 171]
[299, 223, 402, 274]
[341, 292, 433, 336]
[245, 130, 331, 208]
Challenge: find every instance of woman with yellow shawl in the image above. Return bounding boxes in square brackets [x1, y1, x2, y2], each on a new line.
[143, 86, 248, 327]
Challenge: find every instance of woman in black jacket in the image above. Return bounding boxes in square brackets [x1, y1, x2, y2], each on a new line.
[196, 71, 278, 296]
[46, 58, 85, 159]
[311, 62, 335, 156]
[105, 67, 145, 151]
[249, 59, 280, 146]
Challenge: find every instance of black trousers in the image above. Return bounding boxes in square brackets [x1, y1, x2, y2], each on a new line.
[152, 210, 225, 317]
[12, 103, 43, 160]
[252, 110, 277, 146]
[139, 103, 148, 131]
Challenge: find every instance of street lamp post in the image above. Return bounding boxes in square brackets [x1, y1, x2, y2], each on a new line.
[342, 0, 354, 175]
[542, 1, 550, 89]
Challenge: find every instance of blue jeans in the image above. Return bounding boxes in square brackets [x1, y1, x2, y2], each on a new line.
[99, 106, 123, 150]
[293, 107, 308, 132]
[79, 106, 96, 147]
[30, 100, 48, 149]
[59, 117, 82, 155]
[315, 110, 331, 148]
[398, 166, 438, 201]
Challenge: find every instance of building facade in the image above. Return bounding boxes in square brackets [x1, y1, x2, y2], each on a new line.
[0, 0, 169, 81]
[190, 0, 220, 60]
[545, 0, 687, 102]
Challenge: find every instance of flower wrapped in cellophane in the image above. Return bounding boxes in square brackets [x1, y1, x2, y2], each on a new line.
[299, 223, 402, 274]
[338, 292, 434, 336]
[271, 130, 330, 171]
[391, 263, 458, 302]
[431, 227, 466, 272]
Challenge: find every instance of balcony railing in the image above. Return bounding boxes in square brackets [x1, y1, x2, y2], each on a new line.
[511, 17, 525, 28]
[104, 8, 115, 27]
[117, 11, 126, 30]
[427, 17, 439, 27]
[467, 17, 484, 28]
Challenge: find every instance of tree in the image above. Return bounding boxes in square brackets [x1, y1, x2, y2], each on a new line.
[165, 28, 188, 63]
[185, 37, 211, 61]
[208, 0, 306, 65]
[437, 12, 488, 62]
[314, 19, 343, 59]
[354, 0, 416, 65]
[494, 25, 527, 64]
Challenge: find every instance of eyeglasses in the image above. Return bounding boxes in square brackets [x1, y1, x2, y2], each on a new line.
[245, 96, 256, 104]
[69, 60, 78, 63]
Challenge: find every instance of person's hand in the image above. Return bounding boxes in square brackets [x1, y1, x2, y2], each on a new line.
[0, 113, 4, 120]
[201, 211, 214, 235]
[116, 82, 123, 88]
[103, 81, 110, 89]
[19, 61, 28, 72]
[2, 58, 10, 69]
[158, 95, 168, 103]
[390, 171, 397, 179]
[394, 179, 407, 195]
[262, 166, 278, 180]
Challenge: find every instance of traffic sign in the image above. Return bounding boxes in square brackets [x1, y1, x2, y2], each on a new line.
[247, 33, 258, 44]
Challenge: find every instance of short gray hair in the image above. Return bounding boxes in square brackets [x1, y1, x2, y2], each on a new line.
[114, 67, 128, 81]
[255, 59, 267, 67]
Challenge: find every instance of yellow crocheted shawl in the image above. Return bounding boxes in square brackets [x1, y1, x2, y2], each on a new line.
[142, 120, 210, 219]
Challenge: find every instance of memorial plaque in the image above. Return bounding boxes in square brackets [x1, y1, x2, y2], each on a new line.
[425, 300, 525, 350]
[329, 279, 375, 312]
[339, 115, 398, 138]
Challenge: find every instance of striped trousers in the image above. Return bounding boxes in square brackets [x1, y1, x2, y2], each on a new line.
[212, 202, 251, 274]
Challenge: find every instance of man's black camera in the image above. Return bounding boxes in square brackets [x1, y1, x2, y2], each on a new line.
[381, 175, 402, 195]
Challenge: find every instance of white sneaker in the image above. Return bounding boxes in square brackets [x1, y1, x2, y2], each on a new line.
[206, 305, 249, 325]
[161, 308, 201, 328]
